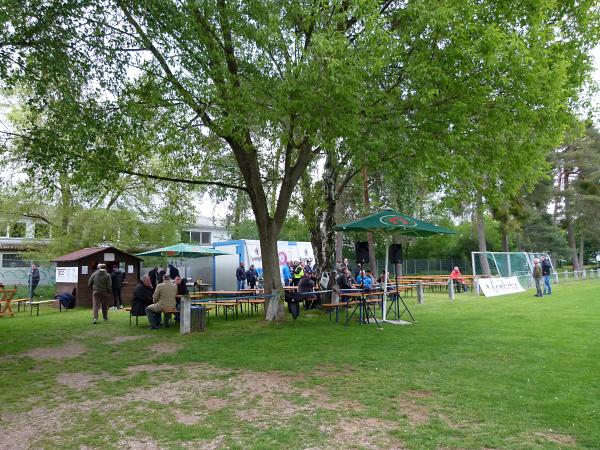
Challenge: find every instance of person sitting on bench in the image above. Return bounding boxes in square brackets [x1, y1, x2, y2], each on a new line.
[355, 270, 373, 290]
[450, 267, 467, 293]
[146, 274, 177, 329]
[298, 273, 317, 310]
[132, 276, 154, 318]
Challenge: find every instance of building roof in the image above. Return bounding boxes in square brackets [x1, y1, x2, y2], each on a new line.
[53, 246, 142, 262]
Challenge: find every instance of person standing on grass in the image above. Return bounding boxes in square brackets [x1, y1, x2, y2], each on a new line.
[88, 263, 112, 324]
[110, 264, 124, 309]
[532, 258, 543, 297]
[236, 262, 246, 290]
[29, 263, 40, 298]
[541, 256, 552, 295]
[146, 274, 177, 329]
[148, 266, 159, 290]
[246, 264, 258, 289]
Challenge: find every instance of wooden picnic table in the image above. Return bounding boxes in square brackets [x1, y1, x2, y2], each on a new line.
[0, 289, 16, 318]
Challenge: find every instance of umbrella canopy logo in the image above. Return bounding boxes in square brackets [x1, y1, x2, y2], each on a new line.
[380, 214, 417, 228]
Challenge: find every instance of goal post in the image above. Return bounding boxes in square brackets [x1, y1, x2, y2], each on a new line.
[472, 251, 554, 289]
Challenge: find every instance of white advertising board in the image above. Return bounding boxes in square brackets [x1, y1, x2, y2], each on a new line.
[56, 267, 78, 283]
[478, 276, 524, 297]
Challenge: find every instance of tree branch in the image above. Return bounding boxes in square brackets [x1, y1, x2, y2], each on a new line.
[119, 169, 248, 192]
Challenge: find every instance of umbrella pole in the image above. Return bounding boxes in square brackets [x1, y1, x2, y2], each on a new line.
[382, 237, 389, 322]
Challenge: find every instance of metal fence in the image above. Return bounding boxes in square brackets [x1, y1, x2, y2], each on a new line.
[379, 258, 471, 276]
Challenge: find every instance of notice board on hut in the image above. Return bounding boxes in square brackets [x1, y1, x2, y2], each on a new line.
[53, 247, 142, 308]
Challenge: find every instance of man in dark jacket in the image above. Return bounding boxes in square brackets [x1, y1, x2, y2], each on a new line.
[336, 268, 353, 290]
[541, 256, 552, 295]
[174, 276, 188, 322]
[132, 275, 154, 317]
[157, 267, 167, 282]
[236, 262, 246, 290]
[246, 264, 258, 289]
[111, 265, 124, 309]
[168, 263, 180, 280]
[298, 273, 317, 309]
[148, 267, 158, 290]
[88, 263, 112, 323]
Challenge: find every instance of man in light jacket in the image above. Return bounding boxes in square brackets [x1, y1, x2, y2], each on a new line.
[146, 274, 177, 329]
[88, 263, 112, 324]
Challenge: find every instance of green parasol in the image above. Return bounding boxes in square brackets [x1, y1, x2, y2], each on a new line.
[135, 243, 230, 258]
[136, 243, 232, 281]
[334, 209, 456, 237]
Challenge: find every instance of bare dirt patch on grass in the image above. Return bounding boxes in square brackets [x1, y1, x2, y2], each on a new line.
[6, 360, 402, 448]
[149, 342, 183, 355]
[23, 343, 86, 360]
[125, 364, 177, 375]
[393, 389, 433, 426]
[320, 417, 406, 449]
[535, 431, 577, 447]
[116, 437, 165, 449]
[0, 406, 64, 450]
[56, 372, 98, 390]
[107, 335, 146, 345]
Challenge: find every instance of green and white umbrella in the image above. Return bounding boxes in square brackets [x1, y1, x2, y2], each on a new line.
[335, 209, 456, 324]
[334, 209, 456, 237]
[136, 243, 231, 280]
[136, 243, 230, 258]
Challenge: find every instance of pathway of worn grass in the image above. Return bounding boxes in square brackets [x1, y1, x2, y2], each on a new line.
[1, 280, 599, 449]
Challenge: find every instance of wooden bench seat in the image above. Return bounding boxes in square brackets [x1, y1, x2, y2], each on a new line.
[13, 298, 30, 313]
[29, 299, 62, 316]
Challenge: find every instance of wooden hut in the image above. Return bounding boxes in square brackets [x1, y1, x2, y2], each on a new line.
[53, 247, 142, 308]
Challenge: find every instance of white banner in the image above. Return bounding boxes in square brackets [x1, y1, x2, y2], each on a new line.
[478, 276, 524, 297]
[56, 266, 78, 283]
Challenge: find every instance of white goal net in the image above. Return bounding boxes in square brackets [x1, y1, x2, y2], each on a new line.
[471, 251, 554, 289]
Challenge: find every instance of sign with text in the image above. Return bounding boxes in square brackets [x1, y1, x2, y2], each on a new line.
[56, 267, 78, 283]
[478, 276, 524, 297]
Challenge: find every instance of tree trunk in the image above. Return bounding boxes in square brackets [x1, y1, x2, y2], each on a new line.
[476, 203, 492, 276]
[578, 235, 584, 269]
[563, 171, 579, 271]
[334, 201, 344, 262]
[501, 225, 510, 253]
[361, 166, 377, 274]
[58, 173, 72, 235]
[258, 229, 285, 321]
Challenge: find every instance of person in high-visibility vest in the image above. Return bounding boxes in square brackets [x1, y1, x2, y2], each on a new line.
[292, 261, 304, 286]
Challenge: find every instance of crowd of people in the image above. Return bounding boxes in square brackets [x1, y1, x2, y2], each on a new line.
[85, 254, 555, 325]
[88, 262, 187, 328]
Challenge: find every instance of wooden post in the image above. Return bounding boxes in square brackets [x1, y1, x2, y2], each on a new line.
[416, 281, 424, 304]
[180, 294, 191, 335]
[448, 278, 454, 301]
[554, 272, 559, 284]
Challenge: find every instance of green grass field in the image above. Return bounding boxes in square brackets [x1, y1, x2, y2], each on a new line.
[1, 280, 599, 449]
